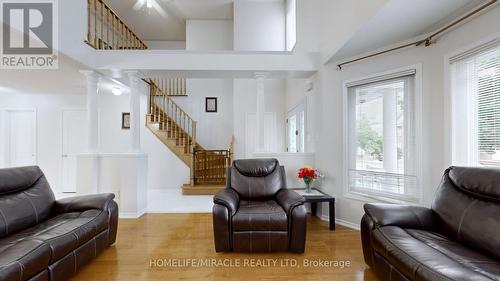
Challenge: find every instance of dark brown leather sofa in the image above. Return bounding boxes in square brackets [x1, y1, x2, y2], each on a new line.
[0, 166, 118, 281]
[361, 166, 500, 281]
[213, 159, 307, 253]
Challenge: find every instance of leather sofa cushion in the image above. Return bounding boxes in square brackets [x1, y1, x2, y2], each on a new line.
[433, 169, 500, 260]
[0, 167, 55, 239]
[0, 166, 45, 194]
[232, 200, 287, 231]
[233, 159, 278, 177]
[233, 231, 288, 252]
[0, 240, 51, 281]
[449, 166, 500, 200]
[0, 209, 108, 280]
[407, 229, 500, 280]
[231, 161, 285, 201]
[372, 226, 500, 281]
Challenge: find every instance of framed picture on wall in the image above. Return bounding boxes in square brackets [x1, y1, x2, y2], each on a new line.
[122, 113, 130, 130]
[206, 97, 217, 113]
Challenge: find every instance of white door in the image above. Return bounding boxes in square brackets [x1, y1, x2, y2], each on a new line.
[4, 109, 37, 167]
[286, 103, 305, 152]
[61, 110, 88, 193]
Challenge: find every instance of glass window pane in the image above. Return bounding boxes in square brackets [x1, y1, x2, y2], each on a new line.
[477, 48, 500, 165]
[350, 78, 409, 196]
[354, 80, 405, 175]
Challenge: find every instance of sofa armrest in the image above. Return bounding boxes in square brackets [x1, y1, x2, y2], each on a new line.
[276, 189, 305, 215]
[364, 203, 436, 230]
[213, 188, 239, 216]
[53, 193, 116, 214]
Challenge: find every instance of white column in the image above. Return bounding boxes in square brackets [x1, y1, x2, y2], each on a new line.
[80, 70, 100, 153]
[255, 72, 267, 152]
[78, 70, 101, 194]
[127, 71, 142, 152]
[383, 89, 398, 173]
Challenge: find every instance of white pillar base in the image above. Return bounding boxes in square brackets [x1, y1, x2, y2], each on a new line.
[76, 153, 148, 218]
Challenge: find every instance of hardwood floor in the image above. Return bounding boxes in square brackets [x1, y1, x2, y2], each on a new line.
[71, 214, 380, 281]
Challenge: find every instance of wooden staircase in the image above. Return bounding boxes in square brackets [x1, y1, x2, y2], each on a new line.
[146, 80, 233, 195]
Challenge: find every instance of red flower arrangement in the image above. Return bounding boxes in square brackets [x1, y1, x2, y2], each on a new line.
[297, 167, 318, 182]
[298, 167, 319, 193]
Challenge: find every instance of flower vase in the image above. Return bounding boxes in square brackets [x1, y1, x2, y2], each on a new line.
[305, 181, 312, 193]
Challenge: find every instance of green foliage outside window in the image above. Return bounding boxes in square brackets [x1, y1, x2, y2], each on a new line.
[357, 117, 383, 160]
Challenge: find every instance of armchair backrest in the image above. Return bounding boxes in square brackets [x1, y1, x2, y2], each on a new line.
[432, 166, 500, 259]
[0, 166, 55, 238]
[229, 158, 286, 201]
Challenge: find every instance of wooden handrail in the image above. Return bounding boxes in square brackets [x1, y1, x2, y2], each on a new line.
[86, 0, 147, 50]
[148, 79, 196, 153]
[151, 78, 188, 96]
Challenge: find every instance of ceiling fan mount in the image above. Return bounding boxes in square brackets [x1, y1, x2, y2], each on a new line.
[133, 0, 169, 18]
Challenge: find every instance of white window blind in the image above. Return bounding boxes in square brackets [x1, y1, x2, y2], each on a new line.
[451, 43, 500, 166]
[346, 72, 419, 202]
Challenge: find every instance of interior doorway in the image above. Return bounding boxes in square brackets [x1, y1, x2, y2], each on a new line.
[61, 109, 88, 193]
[2, 109, 37, 167]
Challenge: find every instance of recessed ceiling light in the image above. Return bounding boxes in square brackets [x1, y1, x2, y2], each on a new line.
[112, 87, 123, 96]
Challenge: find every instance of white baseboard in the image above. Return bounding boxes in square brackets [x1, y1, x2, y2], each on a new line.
[119, 208, 147, 219]
[319, 214, 360, 230]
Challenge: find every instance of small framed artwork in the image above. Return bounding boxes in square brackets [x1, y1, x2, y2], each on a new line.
[206, 97, 217, 113]
[122, 113, 130, 130]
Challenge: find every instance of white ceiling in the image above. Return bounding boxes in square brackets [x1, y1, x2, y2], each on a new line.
[331, 0, 485, 62]
[105, 0, 234, 42]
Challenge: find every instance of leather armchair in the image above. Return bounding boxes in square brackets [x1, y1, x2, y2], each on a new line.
[0, 166, 118, 281]
[213, 159, 307, 253]
[361, 166, 500, 281]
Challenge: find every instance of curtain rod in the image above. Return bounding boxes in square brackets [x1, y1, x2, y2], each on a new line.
[336, 0, 497, 70]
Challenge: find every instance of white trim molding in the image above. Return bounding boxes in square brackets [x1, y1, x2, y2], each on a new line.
[319, 214, 360, 231]
[342, 64, 423, 205]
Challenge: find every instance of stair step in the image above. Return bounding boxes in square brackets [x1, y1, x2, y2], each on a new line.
[182, 184, 224, 195]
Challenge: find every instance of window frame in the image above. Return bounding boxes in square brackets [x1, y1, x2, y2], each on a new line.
[445, 32, 500, 167]
[342, 64, 423, 204]
[285, 0, 297, 52]
[286, 99, 306, 153]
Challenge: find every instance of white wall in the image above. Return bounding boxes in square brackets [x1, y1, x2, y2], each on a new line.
[145, 41, 186, 50]
[233, 79, 286, 159]
[98, 88, 190, 191]
[171, 79, 234, 150]
[0, 84, 190, 192]
[317, 0, 387, 62]
[234, 0, 286, 51]
[313, 5, 500, 226]
[0, 92, 85, 193]
[186, 20, 233, 51]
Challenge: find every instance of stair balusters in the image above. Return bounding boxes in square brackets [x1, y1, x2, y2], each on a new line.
[147, 79, 231, 186]
[148, 80, 197, 154]
[86, 0, 147, 50]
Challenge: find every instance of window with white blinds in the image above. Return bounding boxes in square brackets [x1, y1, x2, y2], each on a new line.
[345, 69, 420, 202]
[450, 42, 500, 166]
